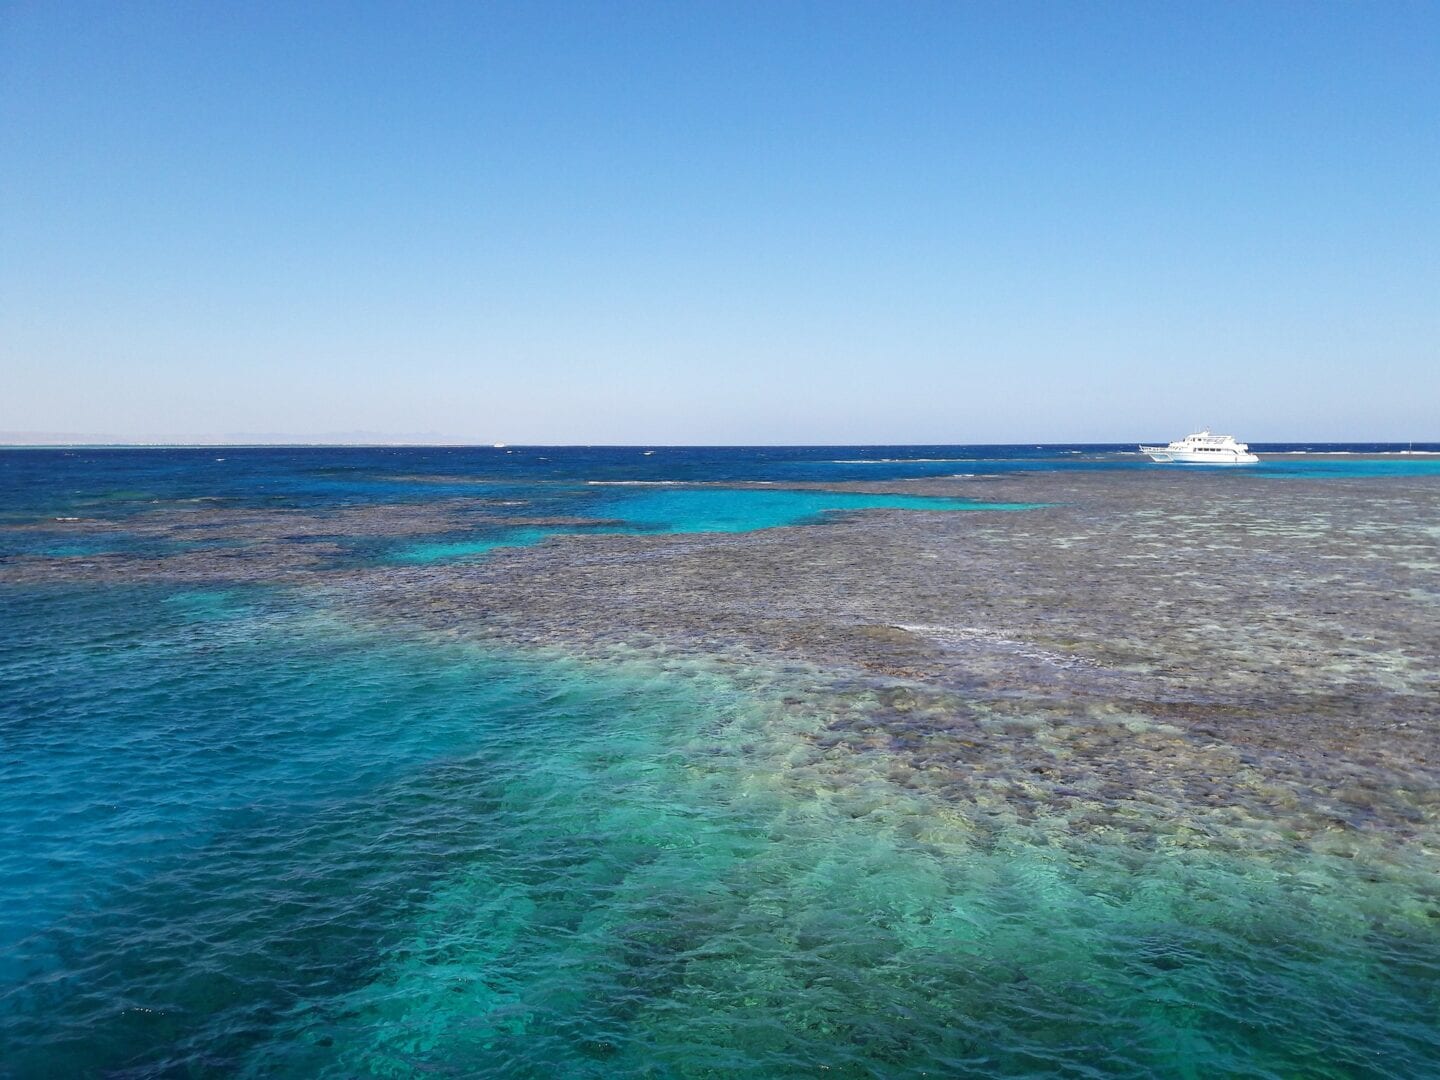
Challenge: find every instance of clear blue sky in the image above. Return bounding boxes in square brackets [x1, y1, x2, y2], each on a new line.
[2, 2, 1436, 443]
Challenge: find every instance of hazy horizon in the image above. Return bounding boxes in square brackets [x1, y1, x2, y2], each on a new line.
[4, 430, 1438, 449]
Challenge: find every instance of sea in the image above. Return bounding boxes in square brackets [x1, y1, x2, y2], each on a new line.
[1, 444, 1437, 1078]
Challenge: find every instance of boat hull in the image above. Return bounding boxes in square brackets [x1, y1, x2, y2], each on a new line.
[1140, 448, 1258, 464]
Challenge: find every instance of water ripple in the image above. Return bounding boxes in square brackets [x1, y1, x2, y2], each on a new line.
[2, 587, 1438, 1077]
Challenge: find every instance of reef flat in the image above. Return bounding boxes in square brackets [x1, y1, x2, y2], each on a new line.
[3, 452, 1438, 1076]
[6, 468, 1439, 866]
[359, 470, 1440, 855]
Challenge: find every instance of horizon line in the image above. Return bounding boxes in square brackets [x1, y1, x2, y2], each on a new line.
[3, 439, 1437, 450]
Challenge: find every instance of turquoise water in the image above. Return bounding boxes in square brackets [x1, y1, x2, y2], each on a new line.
[1252, 455, 1440, 479]
[395, 487, 1038, 563]
[587, 487, 1038, 533]
[395, 527, 562, 563]
[3, 585, 1437, 1077]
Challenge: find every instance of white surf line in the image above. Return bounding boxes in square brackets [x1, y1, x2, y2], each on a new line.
[892, 624, 1102, 669]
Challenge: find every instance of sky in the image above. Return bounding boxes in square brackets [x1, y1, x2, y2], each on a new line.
[2, 2, 1436, 444]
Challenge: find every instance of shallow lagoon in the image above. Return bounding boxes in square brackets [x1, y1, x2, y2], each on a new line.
[394, 487, 1040, 563]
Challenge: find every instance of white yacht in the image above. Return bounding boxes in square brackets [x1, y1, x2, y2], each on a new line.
[1139, 430, 1258, 464]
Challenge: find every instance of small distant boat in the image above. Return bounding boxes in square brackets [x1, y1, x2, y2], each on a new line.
[1140, 430, 1258, 464]
[492, 442, 507, 448]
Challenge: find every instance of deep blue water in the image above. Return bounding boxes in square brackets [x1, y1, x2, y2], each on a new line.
[4, 442, 1438, 523]
[2, 446, 1438, 1077]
